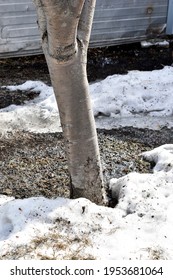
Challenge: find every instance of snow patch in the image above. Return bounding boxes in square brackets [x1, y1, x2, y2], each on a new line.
[1, 67, 173, 133]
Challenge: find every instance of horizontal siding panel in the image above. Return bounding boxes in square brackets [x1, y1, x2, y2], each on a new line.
[2, 26, 39, 39]
[95, 0, 167, 8]
[0, 3, 35, 13]
[94, 6, 168, 19]
[93, 17, 166, 30]
[1, 15, 37, 26]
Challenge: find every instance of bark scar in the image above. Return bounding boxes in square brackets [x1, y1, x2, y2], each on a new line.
[42, 30, 48, 41]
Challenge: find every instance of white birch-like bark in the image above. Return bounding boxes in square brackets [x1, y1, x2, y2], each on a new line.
[33, 0, 105, 204]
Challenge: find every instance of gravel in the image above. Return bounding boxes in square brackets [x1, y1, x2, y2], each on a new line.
[0, 129, 153, 202]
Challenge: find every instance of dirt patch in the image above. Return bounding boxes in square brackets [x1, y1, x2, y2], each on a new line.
[0, 88, 39, 109]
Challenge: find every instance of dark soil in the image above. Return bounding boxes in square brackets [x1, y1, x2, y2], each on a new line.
[99, 126, 173, 147]
[87, 40, 173, 81]
[1, 42, 173, 86]
[0, 88, 38, 109]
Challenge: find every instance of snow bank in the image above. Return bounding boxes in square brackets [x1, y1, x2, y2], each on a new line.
[0, 144, 173, 259]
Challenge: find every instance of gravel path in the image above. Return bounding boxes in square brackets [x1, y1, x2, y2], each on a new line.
[2, 127, 171, 202]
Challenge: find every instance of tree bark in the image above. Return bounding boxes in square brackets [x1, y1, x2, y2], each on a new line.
[33, 0, 105, 204]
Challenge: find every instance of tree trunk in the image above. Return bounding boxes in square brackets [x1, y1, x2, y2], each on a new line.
[33, 0, 105, 204]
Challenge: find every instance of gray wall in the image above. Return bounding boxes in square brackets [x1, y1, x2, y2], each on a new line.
[0, 0, 170, 58]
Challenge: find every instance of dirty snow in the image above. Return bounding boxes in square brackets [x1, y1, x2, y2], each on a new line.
[0, 66, 173, 133]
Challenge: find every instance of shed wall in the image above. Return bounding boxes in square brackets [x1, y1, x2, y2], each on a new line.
[0, 0, 170, 58]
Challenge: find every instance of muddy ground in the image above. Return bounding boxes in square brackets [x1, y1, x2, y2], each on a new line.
[0, 40, 173, 201]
